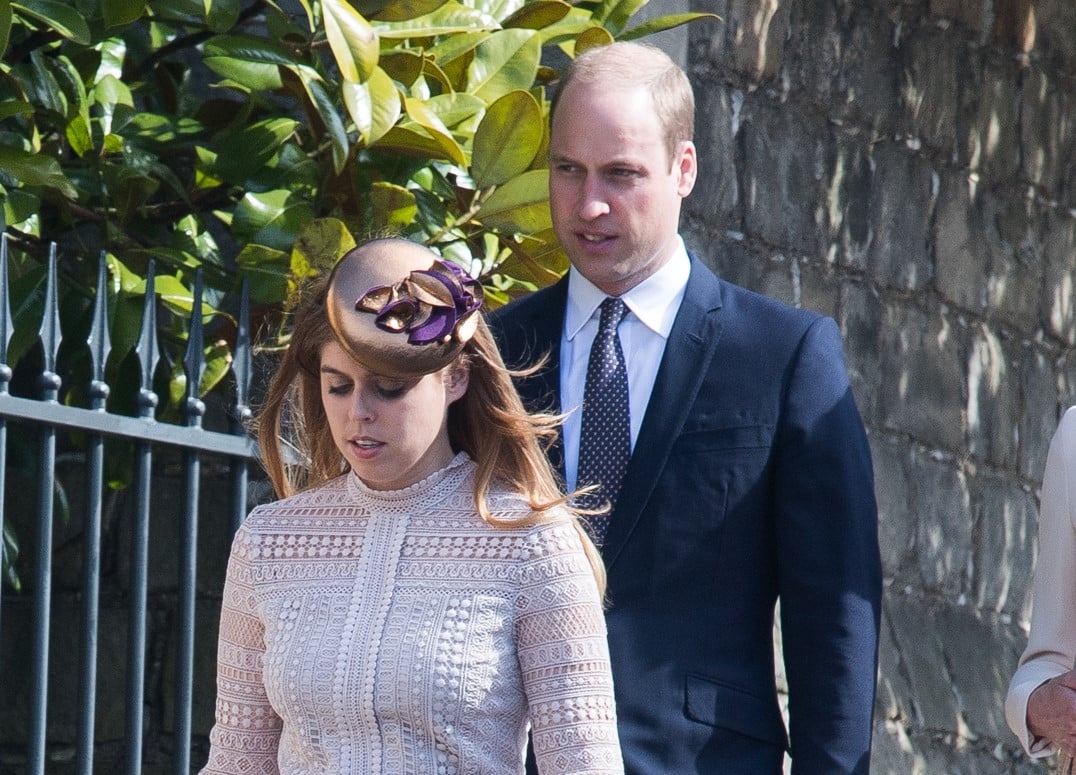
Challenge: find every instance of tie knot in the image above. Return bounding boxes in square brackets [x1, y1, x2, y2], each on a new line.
[599, 297, 627, 331]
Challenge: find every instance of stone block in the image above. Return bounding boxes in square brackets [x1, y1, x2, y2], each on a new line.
[838, 282, 884, 425]
[1017, 346, 1061, 482]
[931, 603, 1025, 743]
[824, 131, 873, 272]
[740, 97, 823, 254]
[966, 324, 1020, 466]
[961, 48, 1021, 178]
[934, 171, 990, 311]
[866, 143, 935, 291]
[832, 6, 902, 131]
[898, 24, 962, 156]
[1041, 211, 1076, 345]
[783, 0, 843, 106]
[797, 259, 840, 319]
[885, 592, 961, 732]
[973, 473, 1036, 620]
[908, 449, 972, 594]
[686, 82, 739, 224]
[721, 0, 790, 80]
[929, 0, 989, 32]
[878, 302, 965, 452]
[985, 196, 1046, 333]
[1020, 66, 1076, 196]
[870, 434, 915, 577]
[877, 602, 916, 722]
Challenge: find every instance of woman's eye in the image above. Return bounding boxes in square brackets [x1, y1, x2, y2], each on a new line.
[375, 384, 407, 400]
[327, 383, 351, 396]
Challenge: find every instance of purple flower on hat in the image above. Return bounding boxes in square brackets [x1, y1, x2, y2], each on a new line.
[356, 259, 483, 346]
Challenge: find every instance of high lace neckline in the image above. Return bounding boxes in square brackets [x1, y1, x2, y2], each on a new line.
[346, 451, 472, 506]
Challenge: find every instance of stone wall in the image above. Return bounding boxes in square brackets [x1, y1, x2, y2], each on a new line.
[678, 0, 1075, 772]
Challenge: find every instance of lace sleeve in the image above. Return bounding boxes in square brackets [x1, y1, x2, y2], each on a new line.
[516, 520, 624, 775]
[200, 525, 283, 775]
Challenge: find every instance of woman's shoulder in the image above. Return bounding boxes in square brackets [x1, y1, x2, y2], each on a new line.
[242, 475, 353, 529]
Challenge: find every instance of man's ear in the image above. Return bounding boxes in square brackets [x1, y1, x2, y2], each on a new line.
[445, 364, 470, 404]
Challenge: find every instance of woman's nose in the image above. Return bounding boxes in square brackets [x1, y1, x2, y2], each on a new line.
[349, 391, 374, 421]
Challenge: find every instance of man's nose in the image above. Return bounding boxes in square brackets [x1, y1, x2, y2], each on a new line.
[578, 178, 610, 220]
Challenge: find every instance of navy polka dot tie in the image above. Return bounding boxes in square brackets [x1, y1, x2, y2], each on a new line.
[576, 297, 630, 546]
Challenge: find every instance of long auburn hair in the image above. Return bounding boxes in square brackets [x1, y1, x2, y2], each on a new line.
[253, 273, 607, 595]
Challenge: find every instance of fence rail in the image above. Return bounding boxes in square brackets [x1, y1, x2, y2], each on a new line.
[0, 235, 257, 775]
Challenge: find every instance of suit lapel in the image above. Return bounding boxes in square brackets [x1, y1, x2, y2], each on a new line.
[601, 261, 725, 568]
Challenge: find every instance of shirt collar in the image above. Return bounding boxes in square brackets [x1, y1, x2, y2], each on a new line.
[565, 237, 691, 341]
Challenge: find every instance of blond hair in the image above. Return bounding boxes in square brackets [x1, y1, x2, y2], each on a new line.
[254, 272, 607, 596]
[551, 40, 695, 165]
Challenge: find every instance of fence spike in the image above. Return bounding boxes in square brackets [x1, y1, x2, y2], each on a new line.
[183, 269, 206, 428]
[87, 252, 112, 406]
[135, 261, 159, 419]
[232, 277, 252, 427]
[40, 243, 61, 390]
[0, 234, 12, 377]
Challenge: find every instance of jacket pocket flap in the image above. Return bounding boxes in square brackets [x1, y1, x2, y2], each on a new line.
[684, 673, 789, 748]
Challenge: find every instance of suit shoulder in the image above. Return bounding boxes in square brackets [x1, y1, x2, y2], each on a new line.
[488, 283, 561, 326]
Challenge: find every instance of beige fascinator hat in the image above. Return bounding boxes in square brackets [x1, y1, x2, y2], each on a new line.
[325, 238, 484, 378]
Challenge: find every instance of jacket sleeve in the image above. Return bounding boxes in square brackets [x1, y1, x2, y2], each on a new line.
[1005, 406, 1076, 757]
[200, 524, 283, 775]
[773, 316, 882, 775]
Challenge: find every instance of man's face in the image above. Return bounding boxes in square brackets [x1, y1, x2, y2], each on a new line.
[548, 81, 697, 297]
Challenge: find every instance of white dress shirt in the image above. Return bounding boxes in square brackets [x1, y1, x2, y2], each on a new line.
[560, 239, 691, 491]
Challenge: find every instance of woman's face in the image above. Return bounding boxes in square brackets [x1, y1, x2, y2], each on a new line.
[319, 340, 468, 490]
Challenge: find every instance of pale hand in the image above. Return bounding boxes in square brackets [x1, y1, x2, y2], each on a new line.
[1028, 671, 1076, 758]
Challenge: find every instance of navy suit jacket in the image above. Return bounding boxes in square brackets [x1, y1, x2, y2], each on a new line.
[489, 257, 882, 774]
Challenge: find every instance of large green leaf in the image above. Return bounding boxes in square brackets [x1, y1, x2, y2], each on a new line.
[494, 227, 566, 285]
[0, 145, 78, 198]
[373, 1, 497, 38]
[287, 65, 350, 174]
[12, 0, 90, 44]
[471, 89, 541, 188]
[290, 217, 355, 273]
[467, 28, 540, 103]
[620, 12, 721, 40]
[0, 0, 11, 60]
[342, 65, 400, 146]
[404, 96, 467, 167]
[365, 0, 447, 22]
[502, 0, 570, 30]
[28, 50, 67, 117]
[476, 168, 550, 232]
[236, 244, 290, 305]
[370, 181, 417, 230]
[0, 100, 32, 121]
[92, 74, 134, 138]
[594, 0, 646, 35]
[203, 34, 296, 90]
[376, 125, 458, 161]
[424, 92, 485, 130]
[205, 0, 240, 32]
[214, 117, 300, 184]
[323, 0, 379, 83]
[103, 0, 145, 27]
[233, 189, 316, 251]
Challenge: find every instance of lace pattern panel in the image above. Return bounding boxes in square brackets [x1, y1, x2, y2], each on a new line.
[200, 456, 623, 775]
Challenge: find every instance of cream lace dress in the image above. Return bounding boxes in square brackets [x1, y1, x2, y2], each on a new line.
[200, 453, 622, 774]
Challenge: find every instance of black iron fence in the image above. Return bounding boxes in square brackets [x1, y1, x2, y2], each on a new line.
[0, 236, 258, 774]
